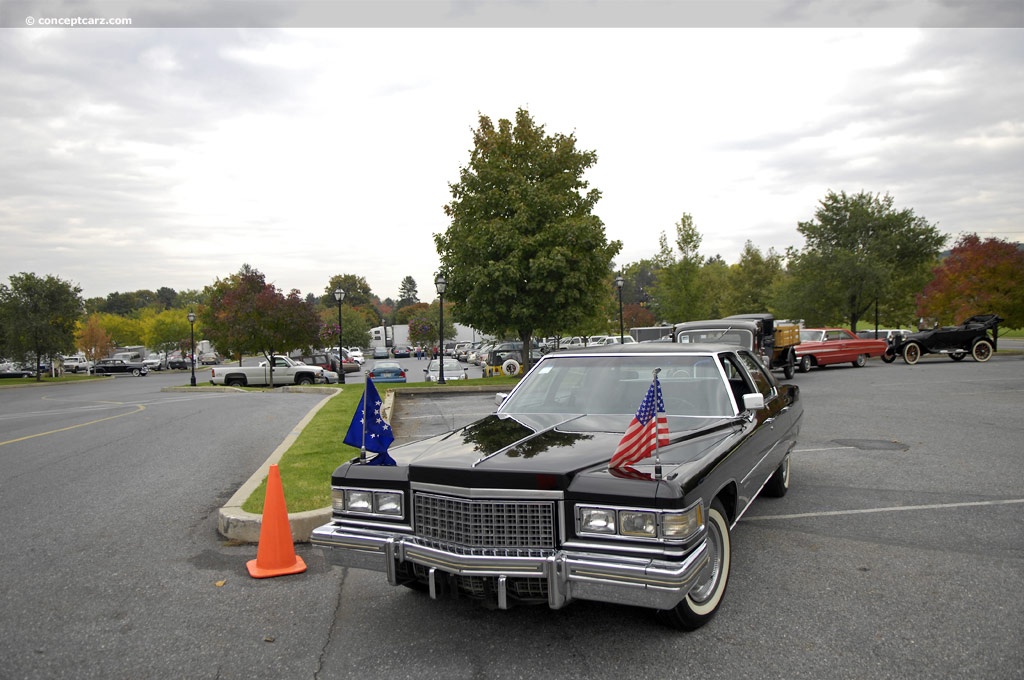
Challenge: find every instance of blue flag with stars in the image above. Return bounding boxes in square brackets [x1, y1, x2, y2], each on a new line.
[343, 377, 396, 465]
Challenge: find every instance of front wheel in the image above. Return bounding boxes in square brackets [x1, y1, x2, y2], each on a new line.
[972, 339, 993, 362]
[902, 342, 921, 365]
[797, 355, 812, 373]
[852, 354, 867, 368]
[950, 351, 966, 362]
[656, 499, 731, 631]
[297, 376, 313, 386]
[882, 348, 897, 364]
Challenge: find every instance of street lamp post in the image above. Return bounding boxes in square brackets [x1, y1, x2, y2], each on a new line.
[614, 275, 625, 344]
[334, 288, 346, 384]
[434, 274, 447, 385]
[187, 310, 197, 387]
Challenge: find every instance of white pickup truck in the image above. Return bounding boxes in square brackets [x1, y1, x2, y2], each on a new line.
[209, 355, 326, 387]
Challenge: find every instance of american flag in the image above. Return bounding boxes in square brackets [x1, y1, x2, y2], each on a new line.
[609, 377, 669, 469]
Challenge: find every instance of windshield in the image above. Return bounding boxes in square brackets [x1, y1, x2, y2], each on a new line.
[427, 359, 462, 372]
[500, 354, 736, 418]
[676, 328, 753, 348]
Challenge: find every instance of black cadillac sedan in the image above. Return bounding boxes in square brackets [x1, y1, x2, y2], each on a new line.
[93, 358, 149, 376]
[313, 343, 802, 630]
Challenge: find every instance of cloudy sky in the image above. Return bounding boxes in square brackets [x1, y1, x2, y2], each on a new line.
[1, 1, 1021, 304]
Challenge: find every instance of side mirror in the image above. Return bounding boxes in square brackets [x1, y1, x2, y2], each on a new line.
[742, 393, 765, 411]
[495, 392, 508, 406]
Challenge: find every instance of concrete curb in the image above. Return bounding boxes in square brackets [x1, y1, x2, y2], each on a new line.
[216, 389, 340, 543]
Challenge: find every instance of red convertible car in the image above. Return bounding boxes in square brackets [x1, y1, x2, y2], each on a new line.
[795, 328, 888, 372]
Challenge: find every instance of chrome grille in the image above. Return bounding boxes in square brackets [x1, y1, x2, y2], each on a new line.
[414, 492, 556, 550]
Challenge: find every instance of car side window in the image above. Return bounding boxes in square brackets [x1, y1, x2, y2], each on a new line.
[733, 351, 774, 399]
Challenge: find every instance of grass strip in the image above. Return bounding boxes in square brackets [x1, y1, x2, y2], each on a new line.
[242, 376, 521, 514]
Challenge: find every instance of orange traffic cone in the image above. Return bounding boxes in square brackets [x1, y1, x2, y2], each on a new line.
[246, 464, 307, 578]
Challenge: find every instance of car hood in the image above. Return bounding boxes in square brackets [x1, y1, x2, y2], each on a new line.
[342, 413, 746, 495]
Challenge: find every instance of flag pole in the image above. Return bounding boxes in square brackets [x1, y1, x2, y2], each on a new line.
[652, 368, 663, 480]
[360, 374, 368, 463]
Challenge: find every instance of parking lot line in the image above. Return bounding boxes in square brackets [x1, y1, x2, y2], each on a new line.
[744, 498, 1024, 522]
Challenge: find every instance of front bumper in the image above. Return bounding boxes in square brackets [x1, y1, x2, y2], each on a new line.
[311, 522, 710, 611]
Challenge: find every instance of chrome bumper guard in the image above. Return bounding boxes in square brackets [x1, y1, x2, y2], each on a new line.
[311, 522, 710, 611]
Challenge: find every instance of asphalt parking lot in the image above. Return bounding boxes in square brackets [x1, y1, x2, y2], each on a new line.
[371, 354, 1023, 680]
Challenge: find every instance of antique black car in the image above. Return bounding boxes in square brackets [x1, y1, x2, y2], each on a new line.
[883, 314, 1002, 365]
[313, 343, 802, 630]
[93, 358, 149, 376]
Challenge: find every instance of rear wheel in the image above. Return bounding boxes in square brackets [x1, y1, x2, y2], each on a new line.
[972, 340, 993, 362]
[656, 499, 731, 630]
[903, 342, 921, 365]
[762, 455, 790, 497]
[797, 355, 812, 373]
[783, 351, 795, 379]
[131, 368, 141, 376]
[226, 377, 245, 387]
[852, 354, 867, 368]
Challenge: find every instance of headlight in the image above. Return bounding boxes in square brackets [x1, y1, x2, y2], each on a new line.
[345, 489, 373, 513]
[579, 507, 616, 534]
[619, 510, 657, 537]
[333, 487, 405, 519]
[576, 501, 704, 541]
[374, 491, 403, 516]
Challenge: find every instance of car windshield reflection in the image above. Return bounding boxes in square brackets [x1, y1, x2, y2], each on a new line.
[500, 354, 736, 418]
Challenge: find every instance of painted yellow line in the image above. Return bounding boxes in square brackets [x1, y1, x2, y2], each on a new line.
[0, 403, 145, 447]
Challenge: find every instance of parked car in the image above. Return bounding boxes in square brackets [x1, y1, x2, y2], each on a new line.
[883, 314, 1002, 365]
[422, 358, 468, 382]
[313, 342, 802, 630]
[795, 328, 888, 372]
[167, 354, 192, 370]
[345, 347, 365, 365]
[94, 358, 149, 376]
[591, 335, 638, 346]
[321, 369, 340, 384]
[372, 346, 390, 360]
[62, 356, 93, 374]
[142, 354, 165, 371]
[199, 352, 221, 365]
[367, 361, 406, 383]
[857, 329, 908, 343]
[392, 346, 412, 359]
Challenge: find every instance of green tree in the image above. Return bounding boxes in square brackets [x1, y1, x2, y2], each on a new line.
[322, 274, 373, 309]
[318, 305, 371, 350]
[648, 214, 704, 323]
[0, 273, 83, 380]
[396, 276, 419, 309]
[142, 308, 193, 364]
[435, 108, 621, 367]
[918, 233, 1024, 328]
[777, 191, 946, 329]
[724, 242, 785, 315]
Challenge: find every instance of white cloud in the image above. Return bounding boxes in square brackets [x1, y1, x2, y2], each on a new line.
[0, 20, 1020, 303]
